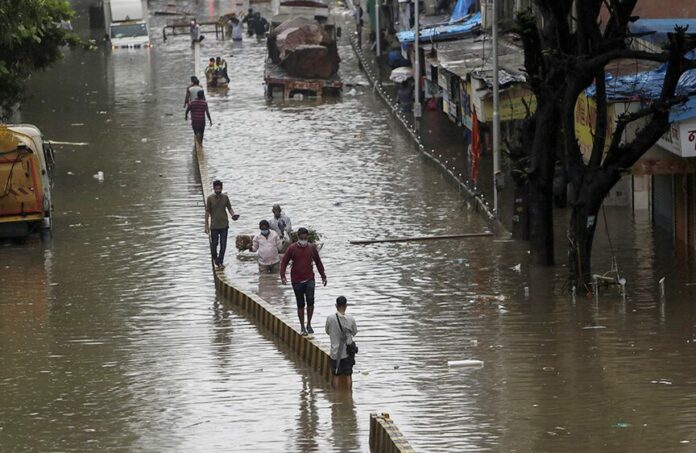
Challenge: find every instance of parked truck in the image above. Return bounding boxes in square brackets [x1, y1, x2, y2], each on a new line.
[103, 0, 151, 49]
[264, 1, 342, 100]
[0, 125, 54, 238]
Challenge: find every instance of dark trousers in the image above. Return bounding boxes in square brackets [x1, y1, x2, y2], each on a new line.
[192, 122, 206, 143]
[292, 279, 315, 307]
[210, 227, 228, 265]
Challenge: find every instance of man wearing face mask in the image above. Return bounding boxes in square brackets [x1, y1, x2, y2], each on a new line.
[250, 219, 283, 273]
[280, 227, 327, 336]
[205, 180, 238, 269]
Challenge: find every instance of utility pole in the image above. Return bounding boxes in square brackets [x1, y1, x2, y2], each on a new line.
[492, 0, 501, 218]
[375, 0, 381, 57]
[413, 0, 422, 118]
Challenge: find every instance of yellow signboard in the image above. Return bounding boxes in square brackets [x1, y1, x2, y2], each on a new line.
[472, 82, 537, 123]
[574, 92, 614, 160]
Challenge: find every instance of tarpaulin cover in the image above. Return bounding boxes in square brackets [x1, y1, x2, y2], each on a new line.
[586, 51, 696, 121]
[449, 0, 475, 24]
[397, 12, 481, 44]
[629, 19, 696, 45]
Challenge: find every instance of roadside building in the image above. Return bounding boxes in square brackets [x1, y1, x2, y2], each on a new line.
[576, 18, 696, 253]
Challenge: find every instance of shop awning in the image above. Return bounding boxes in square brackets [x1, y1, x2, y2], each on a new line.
[397, 12, 481, 44]
[424, 38, 527, 87]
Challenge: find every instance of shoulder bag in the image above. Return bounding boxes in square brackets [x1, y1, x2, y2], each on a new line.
[336, 314, 358, 356]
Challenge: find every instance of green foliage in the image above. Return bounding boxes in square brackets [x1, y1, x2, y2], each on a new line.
[289, 228, 322, 243]
[0, 0, 86, 118]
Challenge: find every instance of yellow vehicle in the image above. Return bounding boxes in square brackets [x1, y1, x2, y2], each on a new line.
[0, 124, 54, 237]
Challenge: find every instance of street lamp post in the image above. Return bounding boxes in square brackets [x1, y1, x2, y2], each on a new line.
[492, 0, 501, 218]
[375, 0, 381, 57]
[413, 0, 422, 118]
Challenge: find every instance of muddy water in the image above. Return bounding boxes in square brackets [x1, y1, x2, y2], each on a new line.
[2, 0, 696, 451]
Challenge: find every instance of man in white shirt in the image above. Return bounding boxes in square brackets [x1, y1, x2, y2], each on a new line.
[325, 296, 358, 390]
[250, 219, 283, 273]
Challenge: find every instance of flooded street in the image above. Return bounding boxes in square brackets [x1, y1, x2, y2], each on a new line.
[3, 1, 696, 451]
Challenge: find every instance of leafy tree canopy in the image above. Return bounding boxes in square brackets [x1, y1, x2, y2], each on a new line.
[0, 0, 86, 118]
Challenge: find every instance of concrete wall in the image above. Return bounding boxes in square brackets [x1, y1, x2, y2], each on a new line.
[632, 1, 696, 19]
[369, 413, 415, 453]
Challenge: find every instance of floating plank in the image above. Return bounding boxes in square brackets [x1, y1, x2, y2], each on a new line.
[350, 232, 493, 245]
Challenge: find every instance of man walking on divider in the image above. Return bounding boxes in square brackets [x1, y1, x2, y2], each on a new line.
[205, 180, 238, 270]
[325, 296, 358, 389]
[280, 227, 327, 336]
[185, 90, 212, 146]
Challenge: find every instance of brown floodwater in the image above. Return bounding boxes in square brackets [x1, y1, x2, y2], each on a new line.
[2, 0, 696, 451]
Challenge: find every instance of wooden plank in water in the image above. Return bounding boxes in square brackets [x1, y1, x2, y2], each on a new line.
[350, 232, 493, 245]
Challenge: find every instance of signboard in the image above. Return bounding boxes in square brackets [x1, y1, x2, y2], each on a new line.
[657, 123, 682, 155]
[460, 79, 473, 130]
[678, 120, 696, 157]
[470, 78, 536, 123]
[438, 69, 449, 90]
[574, 92, 614, 161]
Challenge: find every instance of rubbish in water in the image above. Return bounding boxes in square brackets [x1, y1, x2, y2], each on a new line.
[141, 138, 148, 143]
[67, 171, 75, 175]
[612, 422, 631, 429]
[476, 294, 505, 302]
[50, 141, 88, 146]
[447, 359, 484, 368]
[470, 339, 478, 347]
[71, 123, 85, 126]
[393, 365, 399, 369]
[524, 286, 530, 297]
[346, 87, 357, 96]
[511, 263, 521, 272]
[651, 379, 672, 385]
[582, 325, 606, 330]
[92, 171, 104, 182]
[361, 371, 369, 375]
[542, 366, 555, 372]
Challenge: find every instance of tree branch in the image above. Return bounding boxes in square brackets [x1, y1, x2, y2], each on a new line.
[589, 69, 608, 170]
[604, 28, 690, 170]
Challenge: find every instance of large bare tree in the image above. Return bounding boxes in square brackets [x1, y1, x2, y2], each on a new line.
[515, 0, 696, 289]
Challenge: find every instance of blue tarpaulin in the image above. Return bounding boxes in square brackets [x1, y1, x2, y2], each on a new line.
[629, 19, 696, 45]
[397, 12, 481, 44]
[586, 51, 696, 122]
[449, 0, 475, 24]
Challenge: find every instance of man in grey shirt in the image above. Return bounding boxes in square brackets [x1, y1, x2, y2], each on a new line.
[325, 296, 358, 389]
[268, 204, 292, 239]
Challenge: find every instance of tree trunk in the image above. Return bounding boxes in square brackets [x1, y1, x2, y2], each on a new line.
[528, 101, 559, 266]
[567, 170, 618, 290]
[568, 202, 600, 290]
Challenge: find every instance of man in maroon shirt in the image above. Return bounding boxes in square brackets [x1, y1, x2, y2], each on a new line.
[280, 227, 327, 336]
[185, 90, 212, 145]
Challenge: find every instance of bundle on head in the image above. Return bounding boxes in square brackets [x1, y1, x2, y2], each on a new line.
[289, 228, 322, 243]
[235, 234, 253, 251]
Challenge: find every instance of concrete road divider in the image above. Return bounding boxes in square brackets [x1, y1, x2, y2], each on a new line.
[369, 412, 415, 453]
